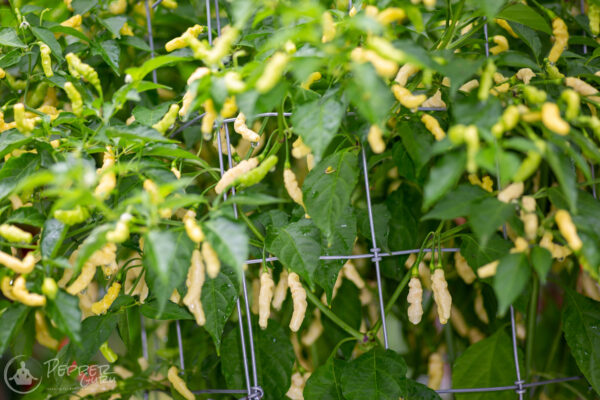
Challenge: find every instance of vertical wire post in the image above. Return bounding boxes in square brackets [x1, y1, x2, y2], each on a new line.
[361, 148, 389, 349]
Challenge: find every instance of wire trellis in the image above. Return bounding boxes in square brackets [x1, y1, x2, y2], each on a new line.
[138, 0, 588, 398]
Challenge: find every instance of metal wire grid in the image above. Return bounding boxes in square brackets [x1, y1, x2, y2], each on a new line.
[136, 1, 591, 398]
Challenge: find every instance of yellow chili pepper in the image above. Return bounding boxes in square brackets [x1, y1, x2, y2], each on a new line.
[61, 14, 82, 29]
[201, 99, 216, 135]
[1, 276, 17, 300]
[108, 0, 127, 14]
[205, 25, 239, 65]
[392, 85, 427, 109]
[91, 282, 121, 314]
[39, 43, 53, 77]
[352, 47, 398, 79]
[66, 53, 102, 95]
[258, 270, 274, 329]
[288, 272, 307, 332]
[377, 7, 405, 25]
[202, 242, 220, 279]
[495, 18, 518, 38]
[54, 205, 89, 225]
[541, 102, 569, 135]
[0, 251, 36, 274]
[35, 311, 59, 350]
[367, 124, 385, 154]
[152, 104, 180, 134]
[284, 167, 304, 207]
[300, 72, 321, 90]
[421, 114, 445, 141]
[548, 17, 568, 63]
[168, 367, 195, 400]
[220, 96, 237, 118]
[183, 249, 206, 325]
[321, 11, 336, 43]
[183, 210, 205, 243]
[0, 224, 32, 243]
[490, 35, 509, 55]
[256, 52, 290, 93]
[64, 82, 83, 116]
[13, 103, 37, 134]
[12, 276, 46, 307]
[555, 209, 582, 252]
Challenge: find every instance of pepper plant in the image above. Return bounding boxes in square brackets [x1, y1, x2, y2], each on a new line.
[0, 0, 600, 399]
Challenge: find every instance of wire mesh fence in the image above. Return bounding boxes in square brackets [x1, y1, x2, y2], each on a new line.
[138, 0, 588, 398]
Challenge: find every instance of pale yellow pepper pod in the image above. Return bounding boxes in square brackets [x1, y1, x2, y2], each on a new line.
[13, 103, 37, 134]
[541, 102, 569, 135]
[490, 35, 509, 55]
[477, 260, 499, 279]
[106, 214, 131, 243]
[64, 82, 83, 116]
[497, 182, 524, 203]
[234, 112, 260, 142]
[12, 276, 46, 307]
[288, 272, 307, 332]
[377, 7, 406, 25]
[392, 85, 427, 110]
[284, 167, 304, 207]
[272, 269, 288, 310]
[565, 77, 600, 103]
[205, 25, 239, 65]
[516, 68, 536, 84]
[301, 310, 323, 346]
[183, 210, 205, 243]
[108, 0, 127, 14]
[215, 157, 259, 194]
[183, 249, 206, 326]
[165, 25, 204, 52]
[351, 48, 398, 79]
[548, 17, 568, 63]
[1, 276, 17, 300]
[153, 104, 180, 134]
[95, 151, 117, 200]
[286, 371, 306, 400]
[427, 352, 444, 390]
[321, 11, 336, 43]
[422, 90, 446, 108]
[407, 276, 423, 324]
[61, 14, 82, 29]
[35, 311, 59, 350]
[39, 43, 53, 77]
[256, 52, 290, 93]
[72, 378, 117, 398]
[66, 263, 97, 295]
[91, 282, 121, 314]
[220, 97, 237, 118]
[202, 242, 221, 279]
[291, 137, 311, 159]
[167, 367, 195, 400]
[495, 18, 518, 38]
[395, 63, 420, 86]
[555, 209, 582, 252]
[521, 196, 538, 241]
[301, 72, 321, 90]
[454, 252, 476, 284]
[0, 224, 33, 243]
[367, 125, 385, 154]
[342, 261, 365, 289]
[431, 269, 452, 324]
[201, 99, 217, 135]
[421, 114, 445, 141]
[258, 270, 275, 329]
[0, 251, 36, 274]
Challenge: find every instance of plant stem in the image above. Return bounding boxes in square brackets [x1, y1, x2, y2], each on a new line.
[238, 210, 264, 242]
[437, 0, 466, 50]
[304, 285, 363, 341]
[525, 274, 539, 380]
[370, 271, 412, 334]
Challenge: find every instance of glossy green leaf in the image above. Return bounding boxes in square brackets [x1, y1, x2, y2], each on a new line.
[125, 55, 191, 82]
[346, 62, 394, 125]
[5, 206, 45, 227]
[497, 3, 552, 34]
[203, 217, 248, 282]
[0, 303, 30, 354]
[0, 27, 26, 48]
[40, 218, 66, 259]
[460, 234, 512, 269]
[340, 347, 407, 400]
[265, 218, 321, 288]
[140, 300, 195, 320]
[423, 184, 489, 220]
[143, 229, 195, 316]
[493, 252, 530, 316]
[291, 93, 345, 160]
[46, 290, 81, 343]
[304, 356, 347, 400]
[399, 379, 441, 400]
[530, 246, 552, 284]
[69, 313, 120, 364]
[0, 153, 40, 201]
[133, 103, 172, 126]
[99, 16, 126, 38]
[423, 151, 466, 210]
[468, 197, 515, 246]
[303, 150, 359, 241]
[562, 289, 600, 395]
[453, 330, 523, 400]
[201, 263, 239, 351]
[221, 317, 295, 400]
[322, 281, 362, 359]
[31, 27, 63, 59]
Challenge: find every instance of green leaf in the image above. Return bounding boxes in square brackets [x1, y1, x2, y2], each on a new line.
[265, 219, 321, 288]
[493, 253, 530, 316]
[303, 150, 359, 241]
[0, 49, 22, 69]
[40, 218, 66, 259]
[460, 234, 512, 269]
[120, 36, 152, 52]
[399, 379, 441, 400]
[497, 3, 552, 34]
[99, 16, 126, 38]
[140, 300, 195, 320]
[125, 55, 191, 82]
[562, 289, 600, 395]
[452, 94, 503, 136]
[340, 347, 407, 400]
[0, 153, 41, 201]
[453, 330, 523, 400]
[467, 0, 506, 19]
[304, 356, 347, 400]
[510, 23, 542, 60]
[423, 151, 466, 210]
[0, 303, 30, 354]
[69, 313, 120, 364]
[96, 40, 120, 75]
[31, 27, 63, 60]
[46, 290, 81, 343]
[74, 224, 110, 271]
[202, 263, 239, 350]
[72, 0, 96, 14]
[221, 317, 295, 400]
[203, 217, 248, 282]
[423, 184, 489, 220]
[105, 124, 175, 143]
[291, 93, 345, 160]
[530, 246, 552, 284]
[6, 207, 45, 228]
[346, 63, 394, 125]
[322, 281, 362, 359]
[133, 103, 171, 126]
[545, 144, 578, 212]
[468, 197, 515, 246]
[222, 193, 287, 206]
[0, 27, 26, 48]
[143, 229, 195, 316]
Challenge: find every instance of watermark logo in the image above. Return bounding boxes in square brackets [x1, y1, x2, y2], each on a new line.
[4, 355, 43, 394]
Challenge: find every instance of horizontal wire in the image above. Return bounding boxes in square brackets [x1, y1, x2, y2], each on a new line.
[244, 247, 460, 265]
[436, 376, 581, 394]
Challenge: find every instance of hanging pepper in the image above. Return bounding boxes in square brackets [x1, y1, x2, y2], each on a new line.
[548, 17, 568, 63]
[495, 18, 518, 38]
[272, 270, 288, 310]
[351, 47, 398, 79]
[377, 7, 405, 25]
[234, 155, 279, 188]
[301, 310, 323, 346]
[489, 35, 509, 55]
[168, 367, 195, 400]
[108, 0, 127, 14]
[234, 113, 260, 142]
[301, 72, 321, 90]
[392, 85, 427, 109]
[454, 252, 476, 284]
[183, 210, 204, 243]
[478, 60, 496, 101]
[321, 11, 336, 43]
[152, 104, 180, 134]
[12, 276, 46, 307]
[477, 260, 499, 278]
[201, 99, 216, 135]
[288, 272, 307, 332]
[284, 166, 304, 208]
[35, 311, 59, 350]
[1, 276, 17, 300]
[520, 196, 538, 241]
[407, 275, 423, 324]
[565, 77, 600, 103]
[0, 224, 32, 243]
[205, 25, 239, 65]
[39, 43, 53, 77]
[91, 282, 121, 314]
[61, 14, 82, 29]
[342, 261, 365, 289]
[13, 103, 37, 134]
[541, 102, 569, 135]
[431, 269, 452, 324]
[258, 270, 275, 329]
[66, 53, 102, 96]
[220, 97, 237, 118]
[215, 157, 259, 194]
[395, 63, 419, 86]
[106, 214, 131, 243]
[64, 82, 83, 116]
[555, 209, 582, 252]
[256, 52, 290, 93]
[99, 342, 118, 363]
[421, 114, 445, 141]
[54, 205, 89, 225]
[590, 3, 600, 36]
[516, 68, 535, 84]
[492, 105, 520, 138]
[367, 124, 386, 154]
[165, 25, 204, 52]
[561, 89, 580, 120]
[202, 242, 220, 279]
[183, 249, 206, 325]
[427, 352, 444, 390]
[0, 251, 36, 274]
[497, 182, 524, 203]
[512, 150, 542, 182]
